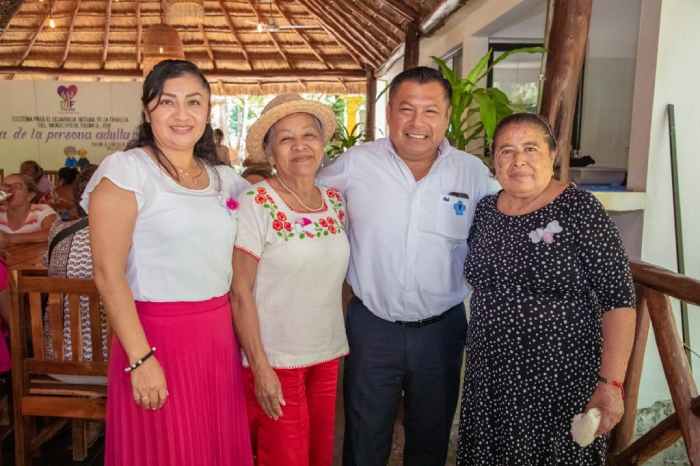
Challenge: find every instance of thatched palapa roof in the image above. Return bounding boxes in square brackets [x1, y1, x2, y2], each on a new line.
[0, 0, 450, 95]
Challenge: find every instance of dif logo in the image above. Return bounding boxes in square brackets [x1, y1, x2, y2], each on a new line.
[57, 84, 78, 112]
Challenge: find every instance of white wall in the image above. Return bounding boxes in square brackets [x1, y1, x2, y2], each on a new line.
[0, 80, 142, 172]
[579, 0, 641, 170]
[636, 0, 700, 403]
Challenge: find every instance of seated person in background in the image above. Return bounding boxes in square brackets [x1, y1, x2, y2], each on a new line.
[240, 158, 274, 184]
[214, 128, 241, 166]
[51, 167, 79, 220]
[20, 160, 52, 203]
[45, 165, 106, 361]
[0, 174, 57, 245]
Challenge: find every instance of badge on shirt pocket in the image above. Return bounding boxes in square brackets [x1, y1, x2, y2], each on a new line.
[438, 193, 471, 239]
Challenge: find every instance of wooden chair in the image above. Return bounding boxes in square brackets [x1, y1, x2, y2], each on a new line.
[44, 170, 58, 188]
[9, 270, 108, 466]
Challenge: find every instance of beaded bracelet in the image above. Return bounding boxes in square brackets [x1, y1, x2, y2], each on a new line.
[124, 347, 157, 373]
[598, 374, 624, 399]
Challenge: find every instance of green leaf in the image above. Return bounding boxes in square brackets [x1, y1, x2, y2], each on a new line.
[432, 56, 459, 89]
[464, 50, 493, 89]
[473, 91, 497, 138]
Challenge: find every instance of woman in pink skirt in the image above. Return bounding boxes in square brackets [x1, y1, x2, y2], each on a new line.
[83, 60, 253, 466]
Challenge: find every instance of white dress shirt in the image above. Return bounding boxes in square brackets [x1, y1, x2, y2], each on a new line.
[318, 138, 498, 322]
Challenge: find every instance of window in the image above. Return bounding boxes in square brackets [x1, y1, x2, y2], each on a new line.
[487, 41, 584, 150]
[442, 46, 463, 77]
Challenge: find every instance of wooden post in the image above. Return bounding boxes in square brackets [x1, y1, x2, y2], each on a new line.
[609, 285, 651, 453]
[403, 20, 420, 69]
[539, 0, 592, 182]
[365, 68, 376, 141]
[646, 288, 700, 464]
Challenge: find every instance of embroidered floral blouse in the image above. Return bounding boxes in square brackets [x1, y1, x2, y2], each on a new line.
[235, 180, 350, 369]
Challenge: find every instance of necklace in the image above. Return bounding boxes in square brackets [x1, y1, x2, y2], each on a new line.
[175, 159, 204, 178]
[276, 175, 325, 212]
[172, 159, 206, 188]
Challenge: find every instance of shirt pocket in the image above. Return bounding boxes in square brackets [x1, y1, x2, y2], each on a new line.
[427, 193, 472, 240]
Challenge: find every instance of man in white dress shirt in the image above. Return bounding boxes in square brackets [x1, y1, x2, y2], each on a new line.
[319, 67, 496, 466]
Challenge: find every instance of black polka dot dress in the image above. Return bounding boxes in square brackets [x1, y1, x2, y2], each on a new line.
[457, 185, 635, 466]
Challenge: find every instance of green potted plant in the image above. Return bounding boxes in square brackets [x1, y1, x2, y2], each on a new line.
[325, 122, 365, 161]
[433, 46, 544, 162]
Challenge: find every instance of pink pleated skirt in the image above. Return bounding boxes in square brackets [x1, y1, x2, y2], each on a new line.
[105, 295, 253, 466]
[0, 261, 10, 373]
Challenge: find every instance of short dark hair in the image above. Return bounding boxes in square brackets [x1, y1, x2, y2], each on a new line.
[492, 112, 557, 152]
[58, 167, 79, 185]
[388, 66, 452, 103]
[126, 60, 220, 180]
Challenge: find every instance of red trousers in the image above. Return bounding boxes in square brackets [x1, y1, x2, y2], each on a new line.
[244, 359, 340, 466]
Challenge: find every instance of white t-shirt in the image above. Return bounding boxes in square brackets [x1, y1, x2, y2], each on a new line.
[81, 148, 249, 302]
[235, 180, 350, 368]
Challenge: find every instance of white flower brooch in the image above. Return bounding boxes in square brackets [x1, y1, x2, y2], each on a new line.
[528, 220, 563, 244]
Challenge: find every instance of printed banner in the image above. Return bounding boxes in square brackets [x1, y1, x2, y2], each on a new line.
[0, 80, 142, 173]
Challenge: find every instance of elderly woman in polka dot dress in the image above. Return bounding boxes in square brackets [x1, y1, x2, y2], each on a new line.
[457, 113, 636, 465]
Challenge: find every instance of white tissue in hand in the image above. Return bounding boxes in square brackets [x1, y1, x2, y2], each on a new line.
[571, 408, 601, 447]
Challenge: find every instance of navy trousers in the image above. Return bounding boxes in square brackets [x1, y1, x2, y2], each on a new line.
[342, 298, 467, 466]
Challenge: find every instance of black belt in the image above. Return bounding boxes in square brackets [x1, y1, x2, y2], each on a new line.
[393, 310, 450, 328]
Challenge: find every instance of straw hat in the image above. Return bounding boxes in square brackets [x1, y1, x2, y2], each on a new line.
[245, 94, 337, 163]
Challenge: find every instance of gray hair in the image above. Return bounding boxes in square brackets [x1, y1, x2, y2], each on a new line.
[262, 114, 324, 160]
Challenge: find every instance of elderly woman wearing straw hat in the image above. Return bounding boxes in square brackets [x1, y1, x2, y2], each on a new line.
[232, 94, 349, 466]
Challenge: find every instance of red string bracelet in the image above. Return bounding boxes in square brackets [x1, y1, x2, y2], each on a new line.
[598, 374, 624, 399]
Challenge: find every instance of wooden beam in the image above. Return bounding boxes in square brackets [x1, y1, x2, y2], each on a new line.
[17, 0, 57, 66]
[304, 0, 382, 66]
[344, 1, 401, 47]
[609, 285, 651, 454]
[3, 24, 323, 34]
[60, 0, 82, 68]
[365, 68, 376, 141]
[136, 1, 142, 65]
[631, 261, 700, 306]
[646, 288, 700, 463]
[243, 0, 291, 68]
[101, 0, 113, 69]
[198, 23, 216, 69]
[403, 20, 420, 69]
[609, 413, 681, 465]
[218, 0, 253, 70]
[271, 0, 330, 69]
[322, 2, 387, 62]
[382, 0, 419, 21]
[358, 0, 405, 41]
[0, 66, 367, 80]
[296, 0, 368, 68]
[539, 0, 592, 183]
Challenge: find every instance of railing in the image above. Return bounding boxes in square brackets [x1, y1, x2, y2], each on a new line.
[609, 261, 700, 465]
